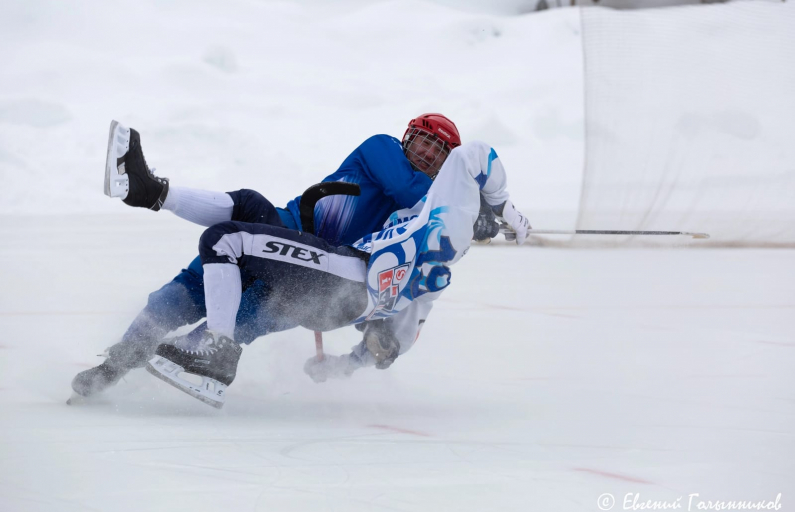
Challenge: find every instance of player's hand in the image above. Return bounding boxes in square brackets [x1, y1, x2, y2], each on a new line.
[364, 322, 400, 369]
[499, 199, 531, 245]
[303, 354, 359, 383]
[473, 195, 500, 242]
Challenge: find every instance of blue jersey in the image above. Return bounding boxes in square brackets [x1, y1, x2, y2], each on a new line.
[284, 135, 432, 245]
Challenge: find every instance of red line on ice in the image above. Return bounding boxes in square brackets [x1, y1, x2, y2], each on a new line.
[573, 468, 653, 485]
[368, 424, 431, 437]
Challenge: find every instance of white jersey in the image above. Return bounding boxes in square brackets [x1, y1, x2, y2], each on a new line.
[349, 140, 512, 353]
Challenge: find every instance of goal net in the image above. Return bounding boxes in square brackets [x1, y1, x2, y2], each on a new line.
[575, 0, 795, 247]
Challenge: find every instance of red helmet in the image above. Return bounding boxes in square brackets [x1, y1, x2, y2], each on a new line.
[402, 113, 461, 179]
[402, 113, 461, 151]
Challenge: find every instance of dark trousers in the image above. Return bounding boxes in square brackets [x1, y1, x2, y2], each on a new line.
[199, 221, 369, 333]
[120, 206, 299, 346]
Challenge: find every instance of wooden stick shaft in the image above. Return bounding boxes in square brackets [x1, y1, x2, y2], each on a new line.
[314, 331, 324, 361]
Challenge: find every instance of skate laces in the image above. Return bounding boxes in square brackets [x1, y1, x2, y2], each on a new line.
[148, 166, 169, 186]
[186, 331, 229, 356]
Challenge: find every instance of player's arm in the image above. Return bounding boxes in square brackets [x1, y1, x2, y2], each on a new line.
[303, 299, 433, 382]
[463, 141, 531, 245]
[355, 298, 433, 368]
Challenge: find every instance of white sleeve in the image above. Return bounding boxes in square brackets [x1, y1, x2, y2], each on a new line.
[349, 298, 433, 367]
[349, 140, 513, 367]
[390, 297, 434, 355]
[465, 140, 511, 209]
[162, 186, 234, 226]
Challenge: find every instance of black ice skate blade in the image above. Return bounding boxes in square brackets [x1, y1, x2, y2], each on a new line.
[145, 362, 225, 410]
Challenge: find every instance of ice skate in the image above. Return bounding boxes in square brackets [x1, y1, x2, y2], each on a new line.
[69, 361, 126, 404]
[68, 338, 161, 403]
[146, 330, 242, 409]
[104, 120, 169, 210]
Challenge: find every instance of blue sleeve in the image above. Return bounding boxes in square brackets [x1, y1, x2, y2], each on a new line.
[226, 189, 285, 226]
[358, 135, 432, 209]
[283, 195, 303, 231]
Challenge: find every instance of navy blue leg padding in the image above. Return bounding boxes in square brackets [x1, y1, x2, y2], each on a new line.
[234, 278, 301, 343]
[199, 221, 368, 332]
[228, 189, 286, 226]
[182, 250, 292, 342]
[122, 196, 295, 346]
[185, 283, 301, 346]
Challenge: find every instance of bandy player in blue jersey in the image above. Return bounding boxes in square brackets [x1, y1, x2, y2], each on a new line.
[71, 118, 524, 406]
[72, 114, 479, 398]
[88, 123, 530, 408]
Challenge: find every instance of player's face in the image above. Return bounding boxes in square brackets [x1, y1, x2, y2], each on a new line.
[405, 131, 449, 179]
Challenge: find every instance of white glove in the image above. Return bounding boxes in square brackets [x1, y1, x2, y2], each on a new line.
[499, 199, 531, 245]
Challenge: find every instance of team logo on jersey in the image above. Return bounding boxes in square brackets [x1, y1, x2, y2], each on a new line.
[395, 267, 407, 281]
[368, 264, 409, 319]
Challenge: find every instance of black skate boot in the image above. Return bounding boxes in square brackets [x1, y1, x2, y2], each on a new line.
[104, 120, 169, 210]
[70, 361, 126, 400]
[146, 331, 242, 409]
[69, 338, 162, 400]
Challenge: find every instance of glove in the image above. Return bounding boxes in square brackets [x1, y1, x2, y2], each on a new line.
[303, 353, 361, 383]
[305, 321, 400, 383]
[472, 194, 500, 242]
[496, 199, 531, 245]
[363, 321, 400, 369]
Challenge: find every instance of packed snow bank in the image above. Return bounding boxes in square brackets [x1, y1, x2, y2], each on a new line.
[2, 0, 791, 246]
[0, 0, 584, 220]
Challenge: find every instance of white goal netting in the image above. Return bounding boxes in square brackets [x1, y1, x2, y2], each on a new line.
[576, 1, 795, 247]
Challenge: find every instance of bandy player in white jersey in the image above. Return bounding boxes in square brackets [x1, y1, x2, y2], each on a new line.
[345, 141, 519, 347]
[98, 121, 530, 408]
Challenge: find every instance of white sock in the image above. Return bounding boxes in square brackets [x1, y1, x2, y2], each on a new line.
[162, 186, 234, 227]
[203, 263, 242, 340]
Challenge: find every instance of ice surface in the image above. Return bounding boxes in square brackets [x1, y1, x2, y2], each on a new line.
[0, 215, 793, 511]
